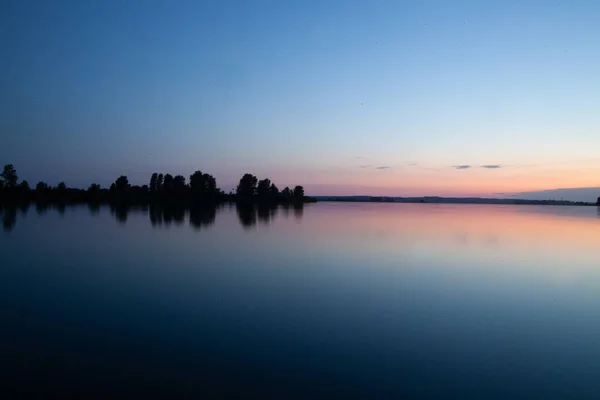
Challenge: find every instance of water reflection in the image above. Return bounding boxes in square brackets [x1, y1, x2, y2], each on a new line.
[257, 204, 278, 225]
[293, 203, 304, 220]
[19, 202, 30, 215]
[189, 206, 217, 229]
[2, 202, 600, 397]
[149, 205, 186, 226]
[56, 202, 66, 216]
[235, 203, 302, 229]
[236, 203, 258, 229]
[36, 202, 49, 216]
[2, 207, 17, 232]
[88, 202, 100, 215]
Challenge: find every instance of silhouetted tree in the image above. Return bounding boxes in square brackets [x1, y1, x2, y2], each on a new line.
[281, 187, 292, 198]
[149, 173, 158, 193]
[257, 178, 271, 199]
[156, 173, 164, 192]
[1, 164, 18, 187]
[20, 180, 30, 191]
[36, 181, 49, 192]
[57, 182, 67, 191]
[269, 183, 279, 196]
[236, 173, 258, 202]
[173, 175, 186, 191]
[597, 197, 600, 206]
[114, 176, 130, 192]
[189, 170, 218, 202]
[293, 185, 305, 199]
[88, 183, 101, 192]
[163, 174, 174, 193]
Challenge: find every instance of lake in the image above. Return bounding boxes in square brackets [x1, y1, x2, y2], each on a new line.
[2, 202, 600, 398]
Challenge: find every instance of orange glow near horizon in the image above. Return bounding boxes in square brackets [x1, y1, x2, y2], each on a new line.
[300, 163, 600, 197]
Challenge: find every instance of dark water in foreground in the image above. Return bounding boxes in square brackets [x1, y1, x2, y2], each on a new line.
[2, 203, 600, 398]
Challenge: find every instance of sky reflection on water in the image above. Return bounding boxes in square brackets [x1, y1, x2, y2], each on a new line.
[1, 203, 600, 398]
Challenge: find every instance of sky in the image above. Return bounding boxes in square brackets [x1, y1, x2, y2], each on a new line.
[1, 0, 600, 200]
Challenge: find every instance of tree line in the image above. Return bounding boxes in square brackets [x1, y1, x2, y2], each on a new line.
[0, 164, 315, 206]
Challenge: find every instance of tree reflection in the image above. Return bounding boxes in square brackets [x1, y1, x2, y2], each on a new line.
[189, 206, 216, 230]
[88, 202, 100, 215]
[281, 203, 291, 218]
[3, 207, 17, 232]
[19, 202, 29, 215]
[293, 203, 304, 220]
[56, 202, 66, 216]
[35, 202, 49, 216]
[149, 205, 163, 226]
[110, 203, 130, 224]
[257, 204, 277, 225]
[236, 203, 257, 229]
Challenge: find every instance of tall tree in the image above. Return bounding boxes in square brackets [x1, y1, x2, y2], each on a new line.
[1, 164, 18, 187]
[20, 180, 30, 191]
[36, 181, 49, 192]
[257, 178, 271, 199]
[173, 175, 186, 190]
[156, 173, 164, 192]
[293, 185, 305, 199]
[236, 173, 258, 201]
[149, 173, 158, 193]
[190, 170, 218, 199]
[189, 170, 204, 194]
[114, 176, 130, 192]
[281, 187, 291, 198]
[163, 174, 174, 193]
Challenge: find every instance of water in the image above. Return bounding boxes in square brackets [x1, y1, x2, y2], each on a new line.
[1, 203, 600, 398]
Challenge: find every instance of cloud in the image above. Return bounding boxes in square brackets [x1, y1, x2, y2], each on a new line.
[481, 165, 501, 169]
[453, 165, 471, 170]
[375, 166, 391, 170]
[360, 165, 372, 168]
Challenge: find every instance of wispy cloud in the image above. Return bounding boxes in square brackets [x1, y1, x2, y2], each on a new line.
[375, 166, 391, 170]
[453, 165, 471, 170]
[481, 165, 501, 169]
[360, 164, 372, 168]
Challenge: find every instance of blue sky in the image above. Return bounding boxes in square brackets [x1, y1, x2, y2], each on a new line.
[1, 0, 600, 198]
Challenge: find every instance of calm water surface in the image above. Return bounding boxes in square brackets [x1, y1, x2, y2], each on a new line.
[2, 203, 600, 398]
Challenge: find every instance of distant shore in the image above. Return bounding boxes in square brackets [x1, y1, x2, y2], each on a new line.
[314, 196, 596, 206]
